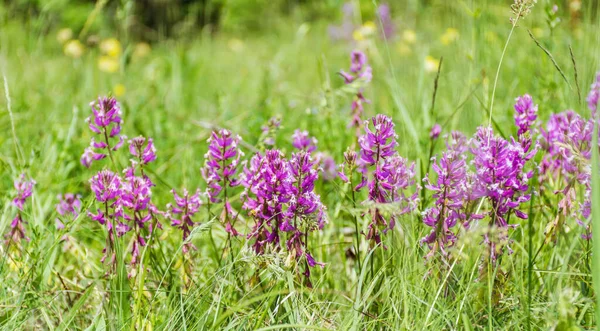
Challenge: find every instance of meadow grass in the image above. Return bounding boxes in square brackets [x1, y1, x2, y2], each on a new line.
[1, 1, 600, 329]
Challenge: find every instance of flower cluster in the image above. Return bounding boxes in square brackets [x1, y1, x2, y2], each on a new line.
[292, 130, 317, 153]
[167, 189, 202, 253]
[56, 193, 82, 229]
[470, 125, 536, 263]
[201, 129, 243, 234]
[358, 115, 419, 247]
[340, 50, 372, 136]
[242, 148, 327, 285]
[588, 72, 600, 116]
[514, 94, 538, 136]
[5, 174, 35, 244]
[422, 132, 477, 263]
[242, 150, 292, 253]
[81, 97, 126, 168]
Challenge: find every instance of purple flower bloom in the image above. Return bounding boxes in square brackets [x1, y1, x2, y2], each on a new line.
[358, 115, 418, 247]
[292, 130, 317, 153]
[201, 129, 243, 235]
[587, 71, 600, 117]
[242, 150, 293, 254]
[259, 116, 282, 147]
[314, 152, 338, 181]
[470, 126, 536, 263]
[422, 132, 477, 262]
[201, 130, 243, 203]
[429, 124, 441, 139]
[56, 193, 82, 230]
[81, 96, 126, 168]
[129, 136, 157, 165]
[282, 150, 327, 286]
[377, 3, 395, 39]
[167, 189, 202, 253]
[90, 170, 122, 203]
[5, 174, 35, 244]
[340, 50, 372, 136]
[514, 94, 538, 136]
[12, 174, 35, 211]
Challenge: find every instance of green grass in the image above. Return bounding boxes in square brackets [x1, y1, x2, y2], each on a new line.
[1, 0, 600, 329]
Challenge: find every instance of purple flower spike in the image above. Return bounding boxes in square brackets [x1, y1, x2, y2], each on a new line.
[13, 174, 36, 211]
[340, 50, 372, 136]
[202, 129, 244, 234]
[587, 71, 600, 117]
[242, 150, 293, 254]
[5, 174, 35, 244]
[514, 94, 538, 136]
[470, 126, 536, 264]
[422, 132, 478, 262]
[359, 114, 398, 166]
[430, 124, 441, 139]
[201, 129, 243, 204]
[81, 96, 126, 168]
[168, 189, 202, 253]
[292, 130, 317, 153]
[129, 136, 157, 165]
[56, 193, 82, 229]
[358, 114, 418, 247]
[90, 170, 122, 203]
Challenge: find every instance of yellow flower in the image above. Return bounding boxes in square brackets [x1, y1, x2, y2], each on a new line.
[424, 56, 440, 73]
[98, 56, 119, 73]
[57, 28, 73, 44]
[100, 38, 122, 58]
[133, 42, 151, 59]
[353, 21, 377, 41]
[228, 38, 245, 53]
[113, 84, 126, 97]
[402, 29, 417, 44]
[63, 40, 85, 58]
[396, 42, 412, 56]
[440, 28, 459, 45]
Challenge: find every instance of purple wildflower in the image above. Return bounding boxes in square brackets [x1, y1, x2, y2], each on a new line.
[242, 150, 293, 254]
[283, 150, 327, 286]
[514, 94, 538, 136]
[259, 116, 282, 148]
[129, 136, 157, 165]
[56, 193, 82, 230]
[359, 115, 418, 247]
[5, 174, 35, 244]
[167, 189, 202, 253]
[201, 129, 243, 235]
[430, 124, 441, 140]
[314, 152, 338, 181]
[292, 130, 317, 153]
[81, 96, 126, 168]
[470, 126, 536, 263]
[422, 132, 477, 263]
[587, 71, 600, 116]
[340, 50, 372, 136]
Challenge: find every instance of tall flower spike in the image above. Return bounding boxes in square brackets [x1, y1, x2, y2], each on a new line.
[201, 129, 244, 235]
[81, 96, 126, 168]
[359, 114, 418, 247]
[283, 150, 327, 287]
[470, 126, 536, 264]
[5, 174, 35, 244]
[340, 50, 372, 136]
[168, 189, 202, 253]
[514, 94, 538, 136]
[242, 150, 293, 253]
[422, 132, 477, 263]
